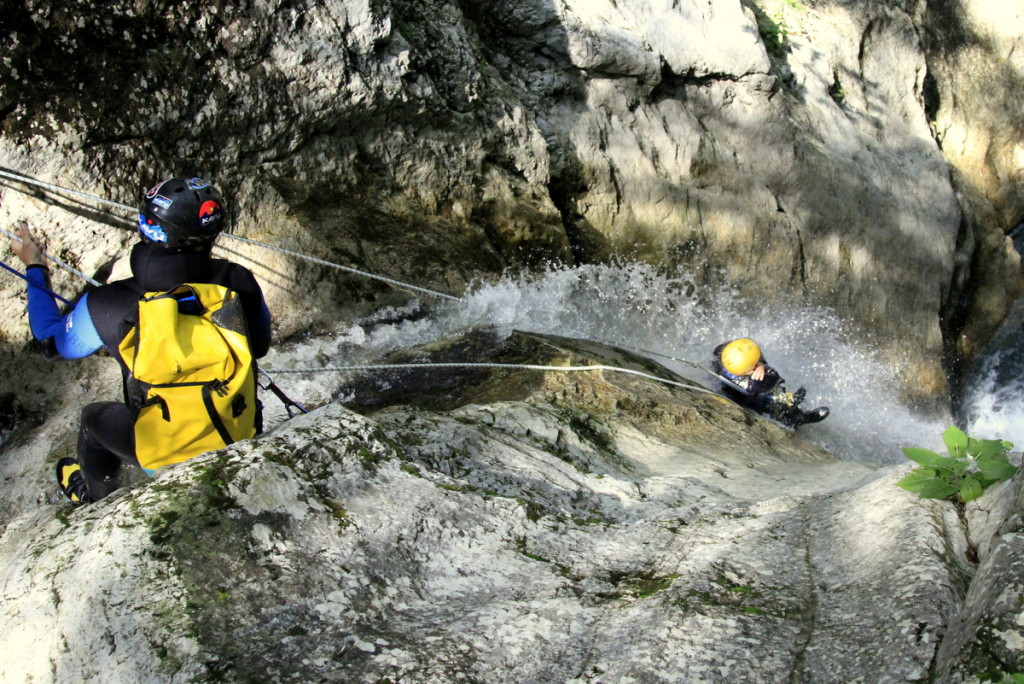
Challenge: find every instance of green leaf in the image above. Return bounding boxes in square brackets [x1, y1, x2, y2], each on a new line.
[977, 474, 1001, 489]
[936, 456, 968, 473]
[943, 426, 968, 458]
[895, 427, 1015, 504]
[901, 447, 946, 467]
[918, 478, 960, 500]
[968, 438, 1011, 460]
[959, 476, 984, 503]
[977, 454, 1019, 481]
[896, 468, 940, 493]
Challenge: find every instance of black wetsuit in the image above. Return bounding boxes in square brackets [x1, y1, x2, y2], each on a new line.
[710, 342, 781, 412]
[709, 341, 827, 428]
[43, 242, 271, 500]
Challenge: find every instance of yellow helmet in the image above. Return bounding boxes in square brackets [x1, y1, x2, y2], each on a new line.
[721, 338, 761, 375]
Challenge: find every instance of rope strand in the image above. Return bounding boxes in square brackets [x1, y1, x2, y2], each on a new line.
[0, 168, 460, 301]
[0, 258, 72, 305]
[263, 361, 721, 397]
[0, 225, 102, 287]
[610, 341, 751, 395]
[0, 168, 136, 213]
[1, 168, 729, 402]
[225, 233, 461, 301]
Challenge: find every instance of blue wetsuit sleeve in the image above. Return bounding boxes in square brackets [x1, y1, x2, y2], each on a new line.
[25, 267, 103, 359]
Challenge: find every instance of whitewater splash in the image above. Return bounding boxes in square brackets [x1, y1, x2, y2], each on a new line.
[962, 297, 1024, 447]
[267, 262, 951, 463]
[962, 226, 1024, 448]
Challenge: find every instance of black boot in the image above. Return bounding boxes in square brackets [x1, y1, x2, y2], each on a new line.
[56, 458, 93, 504]
[800, 407, 829, 424]
[776, 405, 829, 429]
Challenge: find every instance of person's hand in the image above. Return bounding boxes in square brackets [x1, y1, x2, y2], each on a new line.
[751, 362, 766, 381]
[10, 221, 46, 267]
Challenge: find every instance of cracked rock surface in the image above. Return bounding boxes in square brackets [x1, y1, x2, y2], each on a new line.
[0, 331, 1019, 682]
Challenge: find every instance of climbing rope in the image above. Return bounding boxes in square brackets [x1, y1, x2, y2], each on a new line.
[611, 341, 752, 395]
[225, 233, 461, 301]
[1, 168, 729, 402]
[263, 361, 723, 397]
[0, 168, 461, 301]
[0, 168, 136, 213]
[0, 225, 102, 288]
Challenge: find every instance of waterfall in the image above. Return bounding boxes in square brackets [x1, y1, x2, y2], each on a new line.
[267, 262, 951, 463]
[962, 223, 1024, 447]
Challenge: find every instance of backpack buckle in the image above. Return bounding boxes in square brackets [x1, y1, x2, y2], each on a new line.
[208, 379, 230, 397]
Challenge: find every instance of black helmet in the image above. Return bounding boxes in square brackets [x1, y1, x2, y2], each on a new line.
[137, 177, 225, 250]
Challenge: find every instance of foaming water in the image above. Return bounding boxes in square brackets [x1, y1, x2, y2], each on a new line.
[963, 297, 1024, 447]
[267, 263, 949, 463]
[962, 230, 1023, 448]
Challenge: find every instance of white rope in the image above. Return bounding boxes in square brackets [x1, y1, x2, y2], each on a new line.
[0, 168, 136, 213]
[0, 225, 102, 287]
[225, 233, 461, 301]
[0, 168, 461, 301]
[0, 168, 726, 395]
[611, 340, 752, 395]
[263, 361, 721, 397]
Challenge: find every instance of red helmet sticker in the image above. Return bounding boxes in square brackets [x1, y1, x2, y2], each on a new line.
[198, 200, 222, 227]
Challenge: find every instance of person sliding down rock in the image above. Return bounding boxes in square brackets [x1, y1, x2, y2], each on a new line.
[710, 338, 829, 429]
[9, 177, 272, 503]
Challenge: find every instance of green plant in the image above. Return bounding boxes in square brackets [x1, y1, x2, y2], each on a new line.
[828, 70, 845, 105]
[896, 426, 1017, 503]
[755, 12, 789, 58]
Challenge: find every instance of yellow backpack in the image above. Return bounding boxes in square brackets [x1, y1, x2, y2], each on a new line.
[118, 282, 258, 472]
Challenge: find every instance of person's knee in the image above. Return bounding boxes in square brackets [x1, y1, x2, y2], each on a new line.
[77, 402, 135, 465]
[81, 401, 130, 429]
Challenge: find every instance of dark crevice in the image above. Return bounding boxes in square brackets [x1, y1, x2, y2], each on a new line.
[795, 227, 807, 291]
[82, 133, 148, 149]
[1009, 221, 1024, 259]
[649, 61, 755, 104]
[548, 168, 593, 265]
[922, 69, 941, 148]
[941, 212, 977, 421]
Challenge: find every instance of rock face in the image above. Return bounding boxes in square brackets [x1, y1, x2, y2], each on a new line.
[2, 2, 1024, 678]
[917, 0, 1024, 362]
[1, 0, 1022, 408]
[0, 331, 1021, 682]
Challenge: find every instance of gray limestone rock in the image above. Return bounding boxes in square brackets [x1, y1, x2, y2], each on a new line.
[0, 331, 1019, 682]
[2, 1, 1024, 677]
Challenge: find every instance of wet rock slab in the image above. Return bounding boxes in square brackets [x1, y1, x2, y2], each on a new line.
[1, 332, 1017, 682]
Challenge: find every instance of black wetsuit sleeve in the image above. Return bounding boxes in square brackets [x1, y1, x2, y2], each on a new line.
[83, 282, 145, 360]
[225, 264, 272, 359]
[744, 366, 782, 395]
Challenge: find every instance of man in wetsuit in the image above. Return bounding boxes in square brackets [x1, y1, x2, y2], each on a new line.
[710, 338, 829, 429]
[10, 177, 271, 503]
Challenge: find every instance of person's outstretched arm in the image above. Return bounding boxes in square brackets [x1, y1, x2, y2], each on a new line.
[11, 222, 102, 359]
